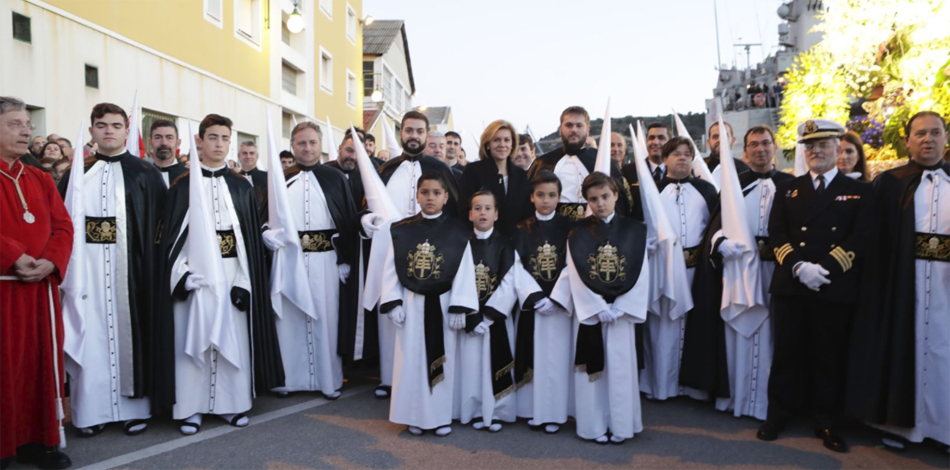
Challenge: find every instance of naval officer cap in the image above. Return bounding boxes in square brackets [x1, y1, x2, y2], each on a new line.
[797, 119, 846, 143]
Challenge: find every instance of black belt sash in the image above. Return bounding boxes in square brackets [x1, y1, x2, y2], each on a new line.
[86, 216, 118, 244]
[915, 232, 950, 262]
[755, 236, 775, 261]
[298, 229, 337, 253]
[464, 308, 515, 399]
[556, 202, 588, 221]
[217, 230, 238, 258]
[424, 294, 447, 391]
[683, 245, 701, 268]
[513, 304, 537, 388]
[575, 323, 605, 382]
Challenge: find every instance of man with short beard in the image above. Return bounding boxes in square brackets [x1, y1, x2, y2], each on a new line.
[444, 131, 464, 177]
[326, 128, 366, 206]
[362, 133, 384, 168]
[527, 106, 630, 221]
[705, 122, 750, 186]
[149, 120, 186, 188]
[238, 141, 267, 190]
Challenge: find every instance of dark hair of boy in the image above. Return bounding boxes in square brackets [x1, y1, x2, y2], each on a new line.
[198, 114, 233, 138]
[90, 102, 128, 126]
[417, 170, 450, 193]
[469, 189, 497, 206]
[581, 172, 619, 199]
[530, 169, 562, 194]
[661, 136, 696, 158]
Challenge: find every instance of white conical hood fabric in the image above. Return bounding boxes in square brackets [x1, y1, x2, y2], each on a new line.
[630, 124, 693, 320]
[586, 99, 613, 217]
[185, 121, 241, 369]
[353, 124, 403, 315]
[717, 116, 769, 337]
[672, 109, 718, 191]
[793, 143, 807, 176]
[326, 116, 338, 161]
[266, 107, 316, 320]
[62, 120, 88, 371]
[382, 114, 401, 153]
[125, 90, 140, 157]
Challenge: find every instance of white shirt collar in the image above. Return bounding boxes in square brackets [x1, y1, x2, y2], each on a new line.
[201, 163, 228, 172]
[536, 211, 555, 221]
[600, 212, 616, 224]
[474, 228, 494, 239]
[421, 211, 442, 219]
[809, 166, 838, 186]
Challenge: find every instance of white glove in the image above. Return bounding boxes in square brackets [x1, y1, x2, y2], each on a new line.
[388, 305, 405, 327]
[184, 274, 208, 292]
[262, 228, 286, 251]
[472, 321, 490, 335]
[449, 313, 466, 331]
[361, 213, 385, 239]
[338, 264, 351, 284]
[609, 306, 625, 321]
[646, 237, 658, 256]
[597, 310, 615, 324]
[718, 239, 747, 261]
[534, 297, 557, 316]
[797, 262, 831, 291]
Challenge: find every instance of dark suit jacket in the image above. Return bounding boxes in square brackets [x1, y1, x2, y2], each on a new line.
[325, 160, 365, 210]
[458, 159, 533, 238]
[768, 171, 875, 303]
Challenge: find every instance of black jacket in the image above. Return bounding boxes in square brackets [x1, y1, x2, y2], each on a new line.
[458, 159, 533, 238]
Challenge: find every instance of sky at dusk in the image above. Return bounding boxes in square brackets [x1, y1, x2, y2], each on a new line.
[364, 0, 783, 154]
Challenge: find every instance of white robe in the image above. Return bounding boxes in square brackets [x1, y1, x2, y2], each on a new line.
[272, 171, 343, 394]
[455, 246, 519, 426]
[712, 177, 777, 420]
[376, 159, 425, 387]
[383, 232, 479, 430]
[170, 174, 253, 419]
[550, 242, 650, 440]
[68, 160, 151, 428]
[877, 168, 950, 445]
[553, 155, 590, 204]
[513, 265, 574, 425]
[640, 181, 710, 401]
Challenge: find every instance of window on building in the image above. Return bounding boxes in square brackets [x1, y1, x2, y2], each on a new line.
[85, 64, 99, 89]
[319, 0, 332, 19]
[235, 0, 261, 46]
[141, 109, 178, 156]
[204, 0, 223, 27]
[345, 4, 357, 43]
[382, 64, 393, 106]
[281, 21, 291, 45]
[346, 70, 357, 108]
[363, 61, 374, 96]
[282, 112, 292, 139]
[282, 62, 298, 96]
[237, 132, 257, 151]
[12, 12, 31, 43]
[320, 48, 333, 94]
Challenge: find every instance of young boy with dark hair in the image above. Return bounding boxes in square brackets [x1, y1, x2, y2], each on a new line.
[381, 171, 478, 437]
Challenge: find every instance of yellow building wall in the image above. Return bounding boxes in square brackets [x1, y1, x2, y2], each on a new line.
[313, 0, 362, 132]
[42, 0, 271, 95]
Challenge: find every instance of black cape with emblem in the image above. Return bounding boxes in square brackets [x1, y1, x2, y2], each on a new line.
[378, 153, 461, 218]
[284, 163, 361, 361]
[526, 146, 634, 220]
[469, 230, 517, 399]
[383, 212, 475, 389]
[458, 159, 533, 238]
[511, 213, 573, 386]
[57, 151, 170, 410]
[679, 169, 791, 399]
[568, 214, 647, 378]
[157, 167, 286, 401]
[846, 160, 949, 427]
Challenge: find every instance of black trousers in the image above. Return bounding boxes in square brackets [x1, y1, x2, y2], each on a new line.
[766, 296, 854, 429]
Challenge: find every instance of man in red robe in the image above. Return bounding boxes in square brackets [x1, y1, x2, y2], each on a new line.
[1, 96, 74, 470]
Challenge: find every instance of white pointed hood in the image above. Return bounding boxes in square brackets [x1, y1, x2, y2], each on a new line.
[125, 90, 140, 157]
[61, 120, 88, 371]
[326, 116, 338, 161]
[586, 99, 613, 217]
[382, 114, 401, 154]
[672, 109, 718, 191]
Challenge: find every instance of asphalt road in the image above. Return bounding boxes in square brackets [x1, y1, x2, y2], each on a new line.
[10, 378, 948, 470]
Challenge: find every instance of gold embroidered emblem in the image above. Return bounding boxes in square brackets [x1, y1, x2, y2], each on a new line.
[914, 233, 950, 262]
[85, 217, 117, 243]
[474, 261, 498, 301]
[407, 239, 443, 280]
[530, 241, 559, 282]
[930, 237, 940, 250]
[559, 204, 586, 221]
[218, 232, 236, 257]
[588, 242, 626, 283]
[301, 232, 332, 252]
[804, 120, 818, 134]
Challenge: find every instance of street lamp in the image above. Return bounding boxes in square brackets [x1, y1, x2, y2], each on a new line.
[371, 88, 383, 102]
[362, 15, 374, 25]
[287, 6, 304, 33]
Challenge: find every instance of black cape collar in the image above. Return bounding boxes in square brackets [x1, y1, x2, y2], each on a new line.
[95, 151, 131, 163]
[297, 162, 320, 172]
[156, 161, 179, 172]
[750, 168, 777, 179]
[660, 175, 694, 185]
[200, 166, 230, 178]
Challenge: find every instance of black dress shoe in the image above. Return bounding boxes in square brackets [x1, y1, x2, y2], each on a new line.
[756, 422, 784, 441]
[815, 429, 848, 453]
[17, 446, 71, 470]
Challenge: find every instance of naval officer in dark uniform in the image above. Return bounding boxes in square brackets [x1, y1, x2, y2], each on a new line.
[756, 119, 875, 453]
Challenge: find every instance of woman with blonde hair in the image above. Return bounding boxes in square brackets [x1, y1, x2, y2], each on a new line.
[837, 131, 869, 181]
[458, 120, 533, 237]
